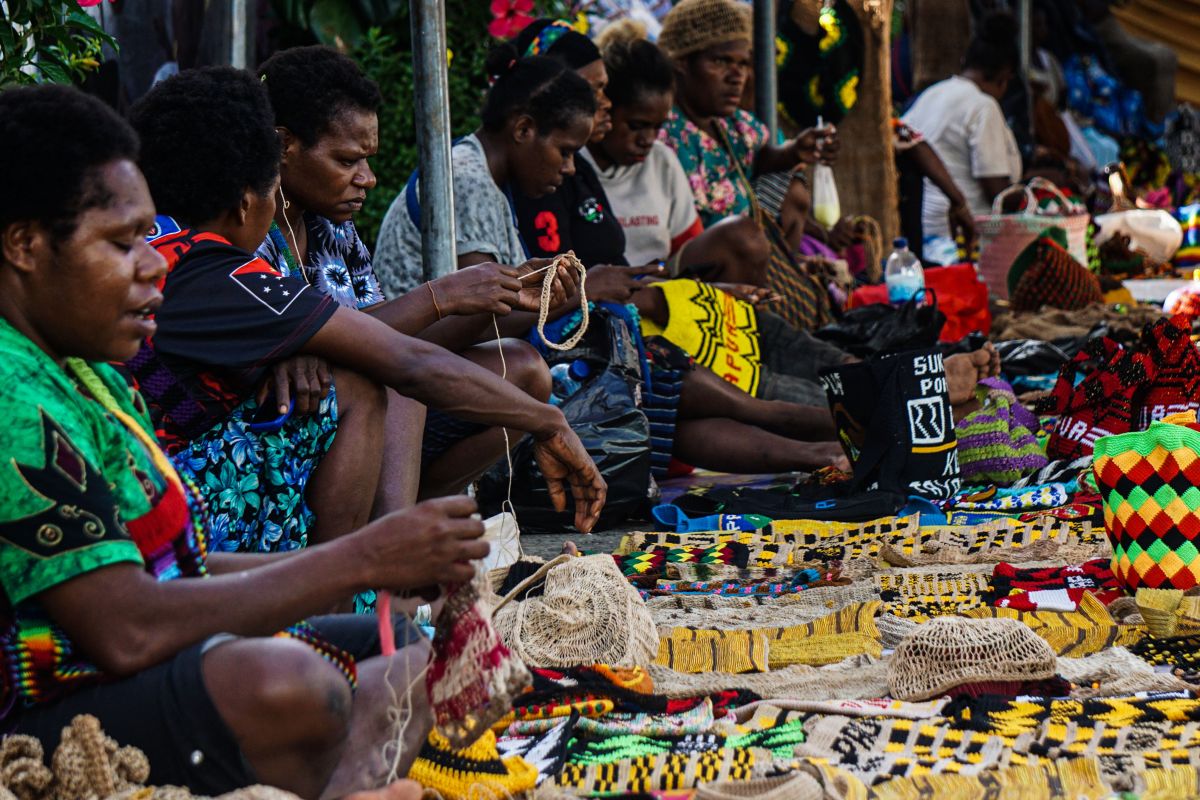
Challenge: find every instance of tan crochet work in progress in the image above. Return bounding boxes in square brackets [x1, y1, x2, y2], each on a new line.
[657, 0, 751, 59]
[0, 715, 295, 800]
[888, 617, 1058, 701]
[492, 555, 658, 668]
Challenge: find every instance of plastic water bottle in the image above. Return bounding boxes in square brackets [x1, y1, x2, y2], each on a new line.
[549, 360, 590, 406]
[884, 237, 925, 304]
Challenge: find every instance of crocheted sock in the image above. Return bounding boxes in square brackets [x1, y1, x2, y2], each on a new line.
[987, 559, 1124, 610]
[955, 379, 1049, 485]
[426, 566, 531, 748]
[1137, 315, 1200, 426]
[408, 730, 538, 800]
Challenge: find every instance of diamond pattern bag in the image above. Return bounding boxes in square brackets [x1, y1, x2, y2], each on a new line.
[1094, 420, 1200, 591]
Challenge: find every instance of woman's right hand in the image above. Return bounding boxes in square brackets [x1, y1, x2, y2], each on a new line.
[431, 262, 526, 317]
[357, 496, 489, 590]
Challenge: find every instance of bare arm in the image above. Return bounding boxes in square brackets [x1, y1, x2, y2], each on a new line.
[37, 497, 487, 677]
[912, 141, 978, 248]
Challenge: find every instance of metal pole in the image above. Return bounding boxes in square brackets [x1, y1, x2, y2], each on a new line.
[1017, 0, 1033, 131]
[230, 0, 248, 68]
[753, 0, 778, 138]
[412, 0, 457, 281]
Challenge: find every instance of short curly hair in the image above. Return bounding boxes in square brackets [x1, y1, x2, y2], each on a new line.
[481, 45, 596, 134]
[0, 85, 138, 239]
[258, 46, 383, 147]
[130, 67, 281, 226]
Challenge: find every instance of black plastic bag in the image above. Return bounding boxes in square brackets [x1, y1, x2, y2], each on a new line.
[819, 348, 961, 500]
[477, 310, 655, 533]
[672, 484, 907, 522]
[814, 291, 946, 358]
[994, 339, 1076, 376]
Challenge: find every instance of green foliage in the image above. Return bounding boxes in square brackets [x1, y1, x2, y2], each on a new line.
[352, 1, 492, 247]
[0, 1, 116, 88]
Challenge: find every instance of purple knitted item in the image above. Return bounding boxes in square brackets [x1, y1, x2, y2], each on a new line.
[955, 377, 1049, 485]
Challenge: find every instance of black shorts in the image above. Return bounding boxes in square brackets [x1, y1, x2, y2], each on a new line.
[5, 614, 423, 796]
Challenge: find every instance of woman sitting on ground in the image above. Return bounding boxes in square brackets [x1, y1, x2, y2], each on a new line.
[126, 68, 605, 566]
[0, 81, 475, 800]
[656, 0, 841, 331]
[254, 45, 573, 506]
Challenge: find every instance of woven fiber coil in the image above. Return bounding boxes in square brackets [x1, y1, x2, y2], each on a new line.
[888, 616, 1057, 701]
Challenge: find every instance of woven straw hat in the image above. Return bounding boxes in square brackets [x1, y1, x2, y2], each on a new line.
[492, 555, 659, 668]
[658, 0, 752, 60]
[888, 617, 1057, 701]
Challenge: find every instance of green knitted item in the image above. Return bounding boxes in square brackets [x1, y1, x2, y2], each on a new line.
[955, 380, 1049, 485]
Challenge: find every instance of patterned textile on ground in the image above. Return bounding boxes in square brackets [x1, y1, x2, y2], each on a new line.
[0, 715, 297, 799]
[984, 559, 1125, 611]
[408, 729, 539, 800]
[963, 592, 1144, 657]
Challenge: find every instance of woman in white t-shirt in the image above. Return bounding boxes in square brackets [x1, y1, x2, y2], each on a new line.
[583, 34, 771, 285]
[902, 12, 1023, 241]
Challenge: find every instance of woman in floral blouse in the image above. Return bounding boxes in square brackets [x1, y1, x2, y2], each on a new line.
[654, 0, 839, 330]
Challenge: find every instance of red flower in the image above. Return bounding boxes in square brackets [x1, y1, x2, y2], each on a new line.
[489, 0, 535, 39]
[76, 0, 109, 6]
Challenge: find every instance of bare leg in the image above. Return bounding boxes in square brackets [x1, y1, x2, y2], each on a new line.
[676, 215, 771, 286]
[678, 365, 836, 441]
[319, 640, 433, 800]
[307, 368, 388, 546]
[419, 339, 551, 499]
[673, 418, 849, 472]
[372, 391, 426, 518]
[203, 638, 356, 800]
[203, 637, 433, 800]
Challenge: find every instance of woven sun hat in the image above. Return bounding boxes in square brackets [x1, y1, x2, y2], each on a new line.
[888, 617, 1057, 701]
[491, 554, 659, 669]
[658, 0, 752, 60]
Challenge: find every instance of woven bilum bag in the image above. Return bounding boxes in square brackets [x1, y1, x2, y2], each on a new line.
[491, 555, 659, 668]
[887, 617, 1057, 701]
[1094, 419, 1200, 591]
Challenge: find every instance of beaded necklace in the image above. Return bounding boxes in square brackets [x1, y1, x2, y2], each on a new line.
[268, 220, 308, 284]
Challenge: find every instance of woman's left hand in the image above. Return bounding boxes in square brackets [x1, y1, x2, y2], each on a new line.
[256, 355, 332, 417]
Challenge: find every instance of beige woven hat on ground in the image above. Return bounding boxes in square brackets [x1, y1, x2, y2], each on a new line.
[657, 0, 751, 60]
[888, 617, 1057, 701]
[491, 555, 659, 668]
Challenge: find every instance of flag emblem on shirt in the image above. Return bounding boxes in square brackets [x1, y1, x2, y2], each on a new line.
[229, 258, 307, 316]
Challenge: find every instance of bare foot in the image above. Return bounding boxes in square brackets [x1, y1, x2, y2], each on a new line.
[944, 344, 1000, 406]
[341, 779, 423, 800]
[561, 540, 580, 556]
[800, 442, 851, 472]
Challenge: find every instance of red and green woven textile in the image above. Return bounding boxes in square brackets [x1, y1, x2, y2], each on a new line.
[1094, 421, 1200, 591]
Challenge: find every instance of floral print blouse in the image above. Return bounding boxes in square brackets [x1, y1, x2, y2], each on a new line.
[256, 214, 384, 310]
[658, 107, 770, 229]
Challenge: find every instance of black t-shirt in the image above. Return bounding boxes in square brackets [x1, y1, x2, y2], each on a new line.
[513, 156, 629, 268]
[125, 218, 337, 450]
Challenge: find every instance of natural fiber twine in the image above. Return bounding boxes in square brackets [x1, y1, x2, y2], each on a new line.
[888, 617, 1058, 701]
[657, 0, 751, 60]
[0, 715, 295, 800]
[491, 555, 658, 669]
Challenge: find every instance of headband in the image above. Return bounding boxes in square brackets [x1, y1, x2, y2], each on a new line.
[524, 20, 601, 69]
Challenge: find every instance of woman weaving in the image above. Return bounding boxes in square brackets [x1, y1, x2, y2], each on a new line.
[0, 83, 486, 800]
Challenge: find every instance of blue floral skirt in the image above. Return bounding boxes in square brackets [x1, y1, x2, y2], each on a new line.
[171, 387, 339, 554]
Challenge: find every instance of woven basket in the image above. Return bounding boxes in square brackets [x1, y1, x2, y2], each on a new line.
[1093, 421, 1200, 591]
[976, 179, 1090, 301]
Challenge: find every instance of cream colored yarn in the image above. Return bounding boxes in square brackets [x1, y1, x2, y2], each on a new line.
[0, 715, 297, 800]
[888, 617, 1057, 701]
[492, 555, 658, 668]
[657, 0, 751, 60]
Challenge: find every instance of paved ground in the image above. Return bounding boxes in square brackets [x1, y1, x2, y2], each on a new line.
[518, 524, 639, 560]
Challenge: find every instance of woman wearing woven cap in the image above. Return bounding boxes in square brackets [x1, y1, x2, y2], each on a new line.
[657, 0, 841, 331]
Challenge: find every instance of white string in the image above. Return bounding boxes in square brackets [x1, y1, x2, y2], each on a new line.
[378, 251, 589, 789]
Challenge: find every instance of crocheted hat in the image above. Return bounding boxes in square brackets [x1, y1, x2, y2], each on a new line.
[408, 730, 538, 800]
[1093, 419, 1200, 592]
[887, 617, 1057, 701]
[955, 377, 1049, 485]
[1007, 227, 1104, 313]
[658, 0, 752, 60]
